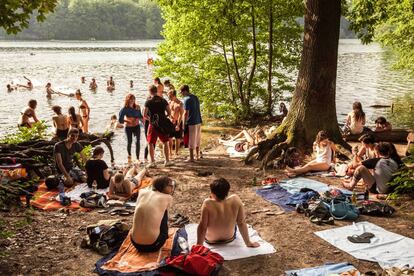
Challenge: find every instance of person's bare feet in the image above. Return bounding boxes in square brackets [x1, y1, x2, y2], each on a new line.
[185, 158, 195, 163]
[342, 180, 354, 190]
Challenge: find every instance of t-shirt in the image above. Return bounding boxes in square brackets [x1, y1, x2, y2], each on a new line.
[374, 158, 398, 194]
[145, 95, 169, 124]
[85, 159, 110, 189]
[183, 94, 202, 126]
[53, 141, 83, 173]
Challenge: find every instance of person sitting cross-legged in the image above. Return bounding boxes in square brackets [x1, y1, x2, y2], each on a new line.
[197, 178, 260, 248]
[131, 176, 174, 252]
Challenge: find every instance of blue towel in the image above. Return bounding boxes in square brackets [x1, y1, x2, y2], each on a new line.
[285, 262, 359, 276]
[286, 191, 319, 206]
[255, 185, 295, 212]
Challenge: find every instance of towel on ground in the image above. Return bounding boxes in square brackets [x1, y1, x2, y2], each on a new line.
[255, 185, 295, 212]
[99, 229, 178, 274]
[314, 221, 414, 269]
[279, 177, 331, 194]
[23, 182, 86, 211]
[58, 183, 108, 202]
[286, 190, 319, 206]
[185, 223, 276, 260]
[285, 262, 360, 276]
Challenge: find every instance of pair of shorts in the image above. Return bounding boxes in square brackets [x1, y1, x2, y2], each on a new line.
[147, 124, 169, 144]
[188, 124, 201, 149]
[205, 226, 237, 245]
[170, 123, 183, 139]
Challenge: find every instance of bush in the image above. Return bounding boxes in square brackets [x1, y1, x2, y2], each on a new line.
[0, 121, 49, 145]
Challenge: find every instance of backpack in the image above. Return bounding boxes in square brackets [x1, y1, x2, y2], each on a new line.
[358, 200, 395, 217]
[164, 245, 224, 276]
[82, 220, 129, 255]
[151, 113, 175, 136]
[79, 192, 108, 208]
[325, 199, 359, 220]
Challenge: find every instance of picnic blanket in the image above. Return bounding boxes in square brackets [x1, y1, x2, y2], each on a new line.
[279, 177, 331, 194]
[255, 185, 295, 212]
[315, 221, 414, 269]
[24, 182, 85, 211]
[285, 262, 360, 276]
[58, 183, 108, 202]
[185, 223, 276, 260]
[98, 228, 178, 274]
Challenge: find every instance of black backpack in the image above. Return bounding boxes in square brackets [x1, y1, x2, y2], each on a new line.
[151, 113, 175, 135]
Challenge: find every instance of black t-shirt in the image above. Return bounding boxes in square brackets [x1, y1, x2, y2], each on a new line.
[54, 141, 83, 173]
[145, 95, 169, 123]
[85, 159, 110, 189]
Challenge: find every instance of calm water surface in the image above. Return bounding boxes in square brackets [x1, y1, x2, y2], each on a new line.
[0, 39, 413, 163]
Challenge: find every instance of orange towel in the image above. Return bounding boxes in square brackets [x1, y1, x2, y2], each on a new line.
[22, 182, 87, 211]
[102, 228, 177, 273]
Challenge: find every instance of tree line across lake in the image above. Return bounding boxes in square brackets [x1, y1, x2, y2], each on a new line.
[0, 0, 164, 40]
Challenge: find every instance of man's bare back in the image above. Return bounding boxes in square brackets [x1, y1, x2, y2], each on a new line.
[53, 114, 68, 130]
[131, 189, 172, 244]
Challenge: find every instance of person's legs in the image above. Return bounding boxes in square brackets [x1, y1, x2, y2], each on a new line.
[287, 161, 330, 175]
[125, 127, 133, 159]
[175, 138, 181, 155]
[144, 121, 149, 161]
[188, 125, 196, 161]
[195, 124, 201, 159]
[168, 138, 173, 157]
[343, 165, 375, 190]
[149, 144, 156, 163]
[242, 129, 254, 145]
[133, 125, 140, 160]
[147, 125, 158, 163]
[163, 141, 170, 163]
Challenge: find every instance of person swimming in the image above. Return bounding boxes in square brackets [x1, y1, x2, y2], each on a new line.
[107, 76, 115, 91]
[16, 76, 33, 90]
[89, 78, 98, 90]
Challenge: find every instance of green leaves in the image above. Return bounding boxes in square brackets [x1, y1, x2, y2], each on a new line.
[155, 0, 303, 121]
[0, 121, 49, 145]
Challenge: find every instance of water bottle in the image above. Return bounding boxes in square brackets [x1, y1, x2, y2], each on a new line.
[58, 177, 65, 204]
[177, 237, 189, 254]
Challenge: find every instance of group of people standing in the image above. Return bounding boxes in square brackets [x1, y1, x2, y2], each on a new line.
[117, 78, 202, 167]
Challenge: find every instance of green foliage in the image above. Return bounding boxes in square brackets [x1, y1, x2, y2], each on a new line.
[0, 177, 39, 208]
[74, 144, 92, 168]
[347, 0, 414, 74]
[386, 93, 414, 130]
[0, 121, 49, 145]
[155, 0, 303, 120]
[388, 166, 414, 199]
[1, 0, 163, 39]
[0, 219, 14, 239]
[0, 0, 57, 34]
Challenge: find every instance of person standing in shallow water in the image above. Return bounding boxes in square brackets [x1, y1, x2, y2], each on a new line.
[75, 90, 90, 133]
[51, 105, 69, 140]
[180, 85, 202, 162]
[89, 78, 97, 91]
[153, 77, 164, 98]
[18, 99, 39, 128]
[118, 94, 143, 164]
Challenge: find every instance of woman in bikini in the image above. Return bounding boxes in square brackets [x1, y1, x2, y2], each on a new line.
[75, 90, 90, 133]
[67, 106, 83, 133]
[18, 99, 39, 128]
[285, 130, 336, 177]
[52, 105, 69, 140]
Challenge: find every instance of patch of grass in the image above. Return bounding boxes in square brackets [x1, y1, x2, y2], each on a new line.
[0, 219, 14, 239]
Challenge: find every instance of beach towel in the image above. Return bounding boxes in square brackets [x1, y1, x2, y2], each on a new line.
[185, 223, 276, 260]
[255, 185, 295, 212]
[286, 262, 360, 276]
[24, 182, 86, 211]
[279, 177, 331, 194]
[314, 221, 414, 269]
[58, 183, 108, 202]
[99, 229, 178, 274]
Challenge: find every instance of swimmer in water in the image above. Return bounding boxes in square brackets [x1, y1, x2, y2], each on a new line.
[75, 90, 90, 133]
[81, 76, 86, 84]
[89, 78, 97, 90]
[45, 83, 73, 98]
[130, 80, 134, 88]
[16, 76, 33, 90]
[107, 76, 115, 91]
[6, 84, 15, 92]
[18, 99, 39, 128]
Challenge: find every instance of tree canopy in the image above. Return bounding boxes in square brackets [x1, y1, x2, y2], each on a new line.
[347, 0, 414, 74]
[0, 0, 57, 34]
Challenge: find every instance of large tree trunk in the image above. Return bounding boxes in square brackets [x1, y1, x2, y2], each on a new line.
[248, 0, 346, 167]
[266, 2, 273, 116]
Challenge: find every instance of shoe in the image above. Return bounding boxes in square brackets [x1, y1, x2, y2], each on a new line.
[146, 162, 157, 168]
[164, 161, 174, 167]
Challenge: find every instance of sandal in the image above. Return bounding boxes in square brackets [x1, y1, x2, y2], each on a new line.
[347, 232, 375, 243]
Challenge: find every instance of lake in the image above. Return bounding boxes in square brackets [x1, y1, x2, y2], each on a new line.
[0, 39, 413, 163]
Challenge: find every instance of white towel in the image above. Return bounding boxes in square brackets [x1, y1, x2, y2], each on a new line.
[185, 223, 276, 260]
[57, 183, 108, 202]
[315, 221, 414, 269]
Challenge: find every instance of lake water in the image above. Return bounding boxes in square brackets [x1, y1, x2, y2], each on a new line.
[0, 39, 413, 163]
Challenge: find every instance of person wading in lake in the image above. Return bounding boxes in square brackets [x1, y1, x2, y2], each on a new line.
[75, 90, 90, 133]
[143, 85, 173, 167]
[52, 105, 69, 140]
[18, 99, 39, 128]
[180, 85, 202, 162]
[67, 106, 83, 133]
[16, 76, 33, 90]
[89, 78, 97, 91]
[107, 76, 115, 91]
[168, 89, 184, 157]
[54, 128, 86, 187]
[153, 77, 164, 98]
[118, 93, 143, 164]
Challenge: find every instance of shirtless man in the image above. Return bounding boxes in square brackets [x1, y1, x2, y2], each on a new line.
[52, 105, 69, 140]
[154, 77, 164, 97]
[168, 90, 184, 156]
[89, 78, 98, 90]
[18, 99, 39, 128]
[16, 76, 33, 90]
[107, 76, 115, 91]
[75, 90, 90, 133]
[131, 176, 174, 253]
[197, 178, 260, 248]
[46, 83, 73, 98]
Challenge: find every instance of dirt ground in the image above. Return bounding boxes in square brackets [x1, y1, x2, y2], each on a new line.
[1, 131, 413, 275]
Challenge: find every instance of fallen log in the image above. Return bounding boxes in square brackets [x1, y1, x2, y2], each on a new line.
[343, 129, 410, 143]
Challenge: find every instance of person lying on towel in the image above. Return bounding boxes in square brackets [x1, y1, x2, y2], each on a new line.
[131, 176, 175, 252]
[196, 178, 260, 248]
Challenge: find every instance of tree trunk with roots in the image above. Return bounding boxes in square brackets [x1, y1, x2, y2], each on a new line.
[247, 0, 350, 168]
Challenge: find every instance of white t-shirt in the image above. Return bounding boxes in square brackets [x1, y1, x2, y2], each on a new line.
[315, 144, 332, 165]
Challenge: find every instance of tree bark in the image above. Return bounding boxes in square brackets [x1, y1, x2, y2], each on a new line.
[246, 3, 257, 112]
[266, 2, 274, 116]
[222, 43, 238, 113]
[251, 0, 346, 167]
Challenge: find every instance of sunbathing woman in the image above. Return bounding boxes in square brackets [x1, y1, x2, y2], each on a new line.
[67, 106, 83, 133]
[285, 130, 336, 177]
[52, 105, 69, 140]
[344, 101, 365, 135]
[75, 90, 90, 133]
